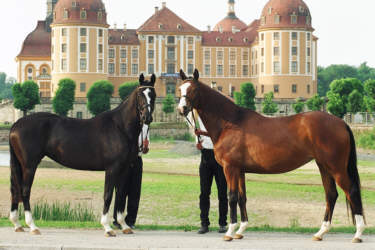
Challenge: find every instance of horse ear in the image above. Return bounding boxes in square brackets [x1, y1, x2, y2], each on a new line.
[139, 74, 145, 85]
[193, 69, 199, 81]
[150, 74, 156, 86]
[180, 69, 187, 80]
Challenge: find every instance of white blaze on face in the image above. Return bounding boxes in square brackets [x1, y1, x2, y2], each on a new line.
[143, 88, 151, 112]
[178, 82, 191, 113]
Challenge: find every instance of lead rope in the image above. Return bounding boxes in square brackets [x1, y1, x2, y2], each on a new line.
[185, 109, 201, 143]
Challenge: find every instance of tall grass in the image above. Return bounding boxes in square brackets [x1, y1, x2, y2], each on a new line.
[357, 127, 375, 150]
[18, 201, 97, 222]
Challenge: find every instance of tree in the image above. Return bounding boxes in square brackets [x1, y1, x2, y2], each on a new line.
[0, 72, 14, 100]
[162, 94, 175, 114]
[262, 92, 278, 114]
[12, 80, 40, 116]
[236, 82, 256, 110]
[327, 92, 345, 118]
[234, 92, 242, 106]
[364, 79, 375, 112]
[119, 81, 139, 101]
[52, 78, 76, 116]
[347, 90, 363, 113]
[317, 65, 358, 96]
[292, 98, 305, 114]
[306, 94, 324, 111]
[357, 62, 375, 82]
[87, 80, 114, 116]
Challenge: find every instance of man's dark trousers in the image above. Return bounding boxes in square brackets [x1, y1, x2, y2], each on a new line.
[113, 156, 143, 226]
[199, 149, 228, 227]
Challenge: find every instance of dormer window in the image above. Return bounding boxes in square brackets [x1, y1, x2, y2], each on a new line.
[53, 11, 56, 20]
[121, 35, 125, 41]
[98, 11, 103, 21]
[63, 9, 69, 19]
[243, 37, 249, 43]
[158, 23, 163, 29]
[177, 24, 182, 30]
[306, 15, 311, 25]
[291, 14, 297, 24]
[228, 37, 233, 42]
[268, 7, 272, 14]
[274, 14, 280, 24]
[216, 37, 221, 42]
[72, 1, 79, 7]
[80, 9, 87, 19]
[299, 6, 304, 13]
[261, 16, 266, 25]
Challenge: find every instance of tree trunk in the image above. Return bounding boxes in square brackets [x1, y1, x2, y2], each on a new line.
[23, 110, 27, 117]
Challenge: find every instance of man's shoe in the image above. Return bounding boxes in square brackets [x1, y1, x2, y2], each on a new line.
[197, 226, 209, 234]
[113, 221, 121, 229]
[218, 225, 227, 233]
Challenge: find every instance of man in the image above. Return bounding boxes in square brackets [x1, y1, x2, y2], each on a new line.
[113, 124, 149, 231]
[192, 111, 228, 234]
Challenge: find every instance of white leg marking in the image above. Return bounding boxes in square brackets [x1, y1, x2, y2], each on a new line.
[117, 212, 130, 230]
[225, 223, 237, 237]
[9, 210, 22, 229]
[314, 221, 331, 239]
[143, 88, 151, 112]
[100, 213, 112, 232]
[354, 215, 365, 239]
[25, 211, 38, 231]
[235, 221, 248, 235]
[178, 82, 191, 112]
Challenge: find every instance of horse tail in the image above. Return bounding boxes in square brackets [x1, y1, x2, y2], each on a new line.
[9, 138, 23, 204]
[345, 124, 364, 224]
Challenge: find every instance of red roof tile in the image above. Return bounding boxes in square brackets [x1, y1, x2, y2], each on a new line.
[108, 29, 140, 45]
[17, 21, 51, 58]
[202, 31, 254, 47]
[213, 17, 247, 32]
[137, 7, 201, 33]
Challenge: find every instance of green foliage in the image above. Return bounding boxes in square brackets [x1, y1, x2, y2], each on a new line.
[357, 62, 375, 82]
[12, 80, 40, 116]
[52, 78, 76, 116]
[306, 94, 324, 111]
[327, 92, 345, 118]
[119, 81, 139, 100]
[347, 89, 363, 113]
[162, 94, 175, 114]
[364, 79, 375, 112]
[236, 82, 256, 110]
[262, 92, 278, 114]
[317, 65, 358, 96]
[356, 127, 375, 150]
[292, 98, 305, 114]
[0, 72, 14, 100]
[86, 80, 114, 116]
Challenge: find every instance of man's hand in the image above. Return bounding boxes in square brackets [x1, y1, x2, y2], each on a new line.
[195, 129, 209, 137]
[142, 139, 149, 154]
[196, 141, 203, 150]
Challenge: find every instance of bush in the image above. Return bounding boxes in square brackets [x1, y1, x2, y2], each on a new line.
[357, 128, 375, 150]
[262, 92, 278, 114]
[12, 80, 40, 116]
[87, 80, 114, 116]
[119, 81, 139, 100]
[292, 98, 305, 114]
[52, 78, 76, 116]
[162, 94, 175, 114]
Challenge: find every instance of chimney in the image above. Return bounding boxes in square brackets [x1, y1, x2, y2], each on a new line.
[162, 2, 166, 8]
[124, 23, 127, 31]
[207, 25, 211, 33]
[114, 23, 117, 30]
[155, 6, 159, 13]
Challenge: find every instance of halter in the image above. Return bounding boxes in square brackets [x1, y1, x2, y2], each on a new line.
[182, 95, 201, 142]
[136, 86, 154, 153]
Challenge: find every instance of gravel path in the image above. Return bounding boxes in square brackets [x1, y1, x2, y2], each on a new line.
[0, 228, 373, 250]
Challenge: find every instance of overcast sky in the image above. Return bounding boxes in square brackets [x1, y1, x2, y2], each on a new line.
[1, 0, 374, 79]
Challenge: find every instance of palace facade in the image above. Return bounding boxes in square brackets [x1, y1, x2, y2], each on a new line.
[16, 0, 317, 103]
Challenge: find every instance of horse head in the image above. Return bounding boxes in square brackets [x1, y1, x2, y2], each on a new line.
[137, 73, 156, 125]
[178, 69, 201, 117]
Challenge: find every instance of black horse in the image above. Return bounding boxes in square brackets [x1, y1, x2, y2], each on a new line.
[9, 74, 156, 237]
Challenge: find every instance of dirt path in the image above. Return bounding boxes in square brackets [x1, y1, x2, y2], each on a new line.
[0, 228, 374, 250]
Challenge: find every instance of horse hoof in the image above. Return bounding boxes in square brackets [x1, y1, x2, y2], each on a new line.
[352, 238, 362, 243]
[30, 229, 41, 235]
[122, 228, 134, 234]
[223, 236, 233, 241]
[104, 230, 116, 237]
[234, 234, 244, 239]
[312, 236, 322, 241]
[15, 227, 24, 232]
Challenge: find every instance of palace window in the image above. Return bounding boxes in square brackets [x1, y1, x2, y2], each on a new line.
[132, 48, 138, 59]
[80, 28, 87, 36]
[204, 64, 211, 76]
[98, 44, 103, 54]
[291, 61, 298, 73]
[292, 46, 298, 56]
[121, 63, 127, 74]
[80, 59, 87, 70]
[27, 67, 33, 74]
[61, 28, 67, 36]
[217, 50, 223, 60]
[292, 84, 297, 93]
[261, 62, 264, 73]
[204, 50, 210, 60]
[291, 15, 297, 24]
[306, 15, 311, 25]
[80, 83, 86, 92]
[261, 16, 266, 25]
[80, 43, 86, 53]
[273, 47, 279, 56]
[188, 64, 194, 75]
[167, 63, 175, 74]
[148, 50, 154, 59]
[261, 85, 264, 94]
[61, 43, 67, 53]
[217, 65, 223, 76]
[230, 65, 236, 76]
[188, 37, 194, 44]
[108, 63, 115, 74]
[261, 48, 264, 57]
[292, 32, 298, 40]
[61, 59, 67, 71]
[273, 32, 280, 40]
[307, 33, 311, 41]
[148, 64, 154, 74]
[274, 85, 279, 93]
[230, 50, 236, 61]
[121, 49, 127, 58]
[307, 47, 311, 57]
[307, 62, 311, 73]
[80, 9, 87, 19]
[97, 11, 103, 21]
[98, 29, 103, 37]
[274, 15, 280, 24]
[63, 9, 69, 19]
[242, 51, 248, 60]
[167, 36, 175, 44]
[307, 85, 311, 94]
[109, 48, 115, 58]
[188, 50, 194, 59]
[274, 61, 280, 73]
[166, 82, 176, 96]
[167, 47, 175, 60]
[148, 36, 154, 43]
[261, 33, 264, 41]
[131, 64, 138, 75]
[98, 59, 103, 71]
[242, 65, 249, 76]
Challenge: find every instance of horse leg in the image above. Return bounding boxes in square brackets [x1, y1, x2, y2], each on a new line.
[21, 166, 40, 235]
[101, 169, 119, 237]
[313, 165, 338, 241]
[234, 173, 248, 240]
[223, 166, 240, 241]
[114, 168, 133, 234]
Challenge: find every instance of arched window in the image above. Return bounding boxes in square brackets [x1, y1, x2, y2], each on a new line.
[80, 9, 87, 19]
[28, 67, 33, 74]
[42, 67, 48, 75]
[98, 10, 103, 21]
[63, 9, 69, 19]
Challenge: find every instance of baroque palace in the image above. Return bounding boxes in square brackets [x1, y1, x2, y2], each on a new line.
[16, 0, 317, 116]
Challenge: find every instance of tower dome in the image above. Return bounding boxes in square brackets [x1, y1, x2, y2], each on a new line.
[214, 0, 247, 32]
[52, 0, 108, 26]
[259, 0, 313, 30]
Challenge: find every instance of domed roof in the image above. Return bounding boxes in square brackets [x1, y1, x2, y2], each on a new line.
[214, 17, 247, 32]
[52, 0, 108, 26]
[259, 0, 313, 30]
[17, 21, 51, 58]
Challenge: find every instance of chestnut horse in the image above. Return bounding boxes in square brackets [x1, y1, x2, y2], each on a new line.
[9, 74, 156, 237]
[178, 69, 365, 243]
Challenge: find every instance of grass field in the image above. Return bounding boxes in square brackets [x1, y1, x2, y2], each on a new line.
[0, 141, 374, 233]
